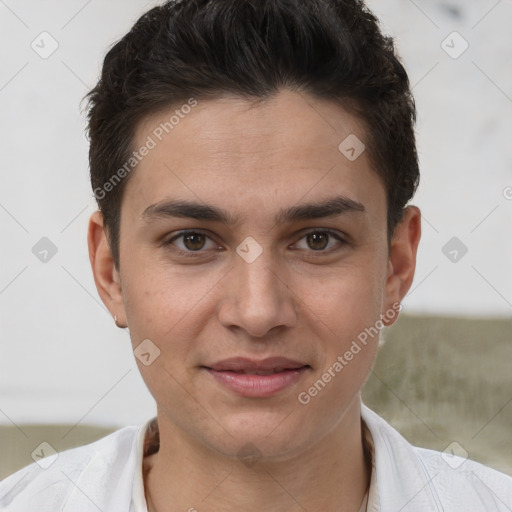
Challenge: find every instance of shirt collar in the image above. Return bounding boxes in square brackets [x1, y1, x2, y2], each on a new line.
[361, 410, 380, 511]
[131, 416, 157, 512]
[360, 403, 444, 511]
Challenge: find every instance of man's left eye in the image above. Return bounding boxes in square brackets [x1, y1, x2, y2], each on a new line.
[294, 230, 345, 251]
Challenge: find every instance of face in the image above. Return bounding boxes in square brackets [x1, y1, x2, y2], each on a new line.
[89, 89, 419, 461]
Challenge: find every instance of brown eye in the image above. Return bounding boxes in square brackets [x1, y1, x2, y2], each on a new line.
[306, 232, 329, 250]
[294, 230, 346, 252]
[183, 232, 206, 251]
[165, 231, 218, 254]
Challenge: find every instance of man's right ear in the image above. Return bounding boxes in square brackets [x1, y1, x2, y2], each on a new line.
[87, 211, 127, 327]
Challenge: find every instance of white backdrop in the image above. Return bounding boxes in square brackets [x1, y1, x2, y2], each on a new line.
[1, 0, 511, 427]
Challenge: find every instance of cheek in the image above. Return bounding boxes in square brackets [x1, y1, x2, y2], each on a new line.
[296, 274, 381, 421]
[121, 265, 225, 402]
[292, 259, 384, 405]
[122, 260, 218, 335]
[297, 261, 384, 340]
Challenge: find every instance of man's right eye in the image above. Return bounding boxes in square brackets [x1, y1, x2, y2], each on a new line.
[164, 230, 220, 255]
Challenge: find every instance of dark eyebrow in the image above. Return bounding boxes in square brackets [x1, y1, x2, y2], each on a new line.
[141, 195, 366, 225]
[141, 199, 238, 225]
[275, 196, 366, 224]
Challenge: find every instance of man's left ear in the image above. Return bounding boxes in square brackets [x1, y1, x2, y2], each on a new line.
[381, 205, 421, 327]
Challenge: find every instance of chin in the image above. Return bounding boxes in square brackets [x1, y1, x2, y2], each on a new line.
[208, 410, 319, 461]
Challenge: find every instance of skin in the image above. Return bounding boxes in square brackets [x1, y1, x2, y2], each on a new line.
[88, 89, 421, 512]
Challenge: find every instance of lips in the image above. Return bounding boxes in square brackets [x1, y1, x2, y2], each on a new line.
[204, 356, 309, 373]
[202, 357, 311, 397]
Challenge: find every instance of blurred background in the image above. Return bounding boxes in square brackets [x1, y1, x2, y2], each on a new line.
[1, 0, 511, 479]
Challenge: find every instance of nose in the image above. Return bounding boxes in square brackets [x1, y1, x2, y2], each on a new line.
[217, 245, 297, 338]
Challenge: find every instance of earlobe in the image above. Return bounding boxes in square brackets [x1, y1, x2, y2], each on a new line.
[381, 206, 421, 326]
[87, 211, 127, 326]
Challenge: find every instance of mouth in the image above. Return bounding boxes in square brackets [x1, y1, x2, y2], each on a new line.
[214, 366, 310, 375]
[204, 356, 310, 372]
[201, 357, 311, 397]
[207, 367, 310, 375]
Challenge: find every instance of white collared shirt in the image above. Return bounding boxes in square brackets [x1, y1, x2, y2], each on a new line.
[1, 403, 511, 511]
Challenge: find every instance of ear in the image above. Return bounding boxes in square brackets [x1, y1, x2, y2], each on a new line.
[87, 210, 127, 326]
[381, 205, 421, 327]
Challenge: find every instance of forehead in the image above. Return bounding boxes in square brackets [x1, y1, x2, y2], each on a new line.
[122, 89, 386, 230]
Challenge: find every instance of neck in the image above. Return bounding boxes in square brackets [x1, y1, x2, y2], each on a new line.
[143, 400, 370, 512]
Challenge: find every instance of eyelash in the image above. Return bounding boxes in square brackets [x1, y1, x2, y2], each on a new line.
[163, 229, 347, 258]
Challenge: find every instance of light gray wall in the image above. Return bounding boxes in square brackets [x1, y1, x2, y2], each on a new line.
[1, 0, 511, 426]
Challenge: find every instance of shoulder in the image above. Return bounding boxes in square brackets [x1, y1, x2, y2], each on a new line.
[0, 425, 140, 511]
[361, 404, 512, 511]
[414, 445, 512, 504]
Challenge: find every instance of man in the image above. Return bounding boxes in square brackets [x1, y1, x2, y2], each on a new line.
[1, 0, 511, 510]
